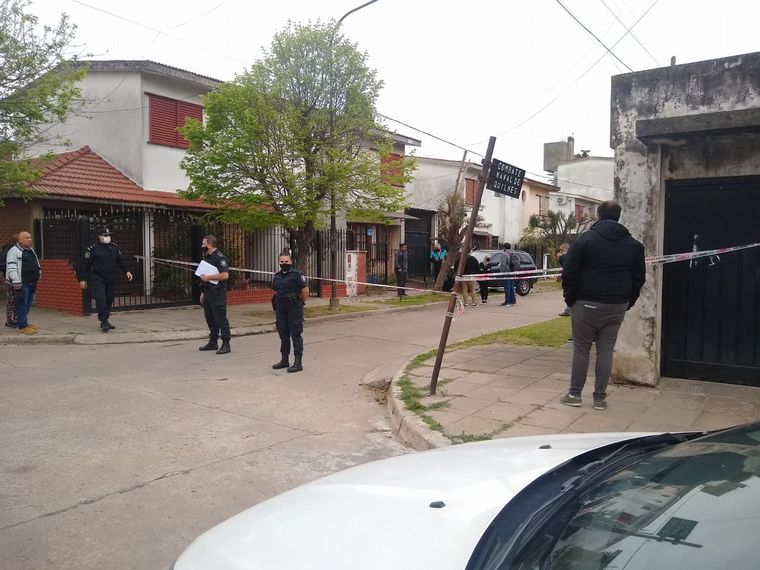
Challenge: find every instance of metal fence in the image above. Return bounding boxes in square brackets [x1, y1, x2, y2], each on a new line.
[39, 207, 355, 311]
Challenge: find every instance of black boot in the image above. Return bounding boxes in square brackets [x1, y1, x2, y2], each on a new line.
[287, 355, 303, 373]
[199, 339, 218, 351]
[272, 355, 289, 369]
[106, 320, 115, 329]
[100, 320, 109, 333]
[216, 342, 231, 355]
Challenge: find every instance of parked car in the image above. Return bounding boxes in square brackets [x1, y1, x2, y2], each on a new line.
[442, 249, 538, 296]
[169, 423, 760, 570]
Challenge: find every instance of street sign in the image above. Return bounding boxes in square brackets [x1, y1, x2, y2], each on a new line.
[487, 159, 525, 199]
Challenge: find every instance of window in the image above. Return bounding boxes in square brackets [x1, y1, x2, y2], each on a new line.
[380, 153, 404, 187]
[148, 94, 203, 149]
[465, 178, 477, 205]
[539, 195, 549, 217]
[575, 204, 584, 221]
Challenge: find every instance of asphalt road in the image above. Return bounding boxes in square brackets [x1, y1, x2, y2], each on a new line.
[0, 292, 562, 570]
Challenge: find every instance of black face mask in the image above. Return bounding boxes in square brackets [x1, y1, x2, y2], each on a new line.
[201, 246, 208, 253]
[280, 263, 291, 272]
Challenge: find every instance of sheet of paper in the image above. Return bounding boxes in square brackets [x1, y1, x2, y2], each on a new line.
[195, 260, 219, 285]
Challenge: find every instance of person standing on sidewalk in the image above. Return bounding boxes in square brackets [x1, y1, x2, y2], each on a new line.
[559, 201, 645, 410]
[197, 235, 231, 355]
[394, 243, 409, 298]
[461, 252, 480, 307]
[499, 244, 518, 307]
[2, 234, 18, 328]
[430, 243, 447, 281]
[5, 231, 41, 334]
[79, 228, 133, 333]
[478, 255, 498, 304]
[271, 252, 309, 373]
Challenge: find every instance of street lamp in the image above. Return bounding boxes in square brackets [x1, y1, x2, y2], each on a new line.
[329, 0, 379, 311]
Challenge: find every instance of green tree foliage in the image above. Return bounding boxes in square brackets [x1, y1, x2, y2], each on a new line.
[519, 210, 592, 260]
[433, 187, 484, 290]
[180, 21, 415, 263]
[0, 0, 85, 201]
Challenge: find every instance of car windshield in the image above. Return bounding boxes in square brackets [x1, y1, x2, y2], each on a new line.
[508, 425, 760, 569]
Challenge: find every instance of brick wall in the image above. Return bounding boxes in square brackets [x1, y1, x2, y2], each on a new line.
[227, 284, 347, 306]
[0, 201, 34, 245]
[35, 259, 84, 315]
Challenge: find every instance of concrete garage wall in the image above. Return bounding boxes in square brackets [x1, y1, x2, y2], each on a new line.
[610, 51, 760, 386]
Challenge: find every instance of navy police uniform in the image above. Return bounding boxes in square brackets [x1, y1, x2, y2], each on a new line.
[272, 267, 307, 369]
[81, 239, 129, 328]
[201, 249, 231, 347]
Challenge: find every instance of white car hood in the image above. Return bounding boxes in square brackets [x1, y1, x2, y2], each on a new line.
[175, 433, 650, 570]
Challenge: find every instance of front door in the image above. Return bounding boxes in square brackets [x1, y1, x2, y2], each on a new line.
[662, 176, 760, 385]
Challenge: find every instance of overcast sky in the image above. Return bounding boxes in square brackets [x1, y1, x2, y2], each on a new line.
[30, 0, 760, 180]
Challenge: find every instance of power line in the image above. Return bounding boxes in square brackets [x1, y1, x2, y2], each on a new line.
[599, 0, 661, 67]
[72, 0, 248, 66]
[554, 0, 633, 72]
[379, 114, 485, 158]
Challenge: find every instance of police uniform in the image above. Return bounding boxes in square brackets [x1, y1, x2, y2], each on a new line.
[271, 266, 307, 372]
[199, 249, 231, 352]
[80, 232, 129, 331]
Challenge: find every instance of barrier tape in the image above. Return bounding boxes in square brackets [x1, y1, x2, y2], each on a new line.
[136, 240, 760, 295]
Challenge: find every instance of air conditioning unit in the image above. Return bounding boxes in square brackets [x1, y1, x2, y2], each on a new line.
[556, 196, 569, 205]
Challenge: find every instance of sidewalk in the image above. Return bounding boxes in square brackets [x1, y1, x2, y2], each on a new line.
[0, 291, 441, 345]
[389, 343, 760, 450]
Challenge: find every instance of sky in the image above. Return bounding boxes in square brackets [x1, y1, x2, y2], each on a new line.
[29, 0, 760, 182]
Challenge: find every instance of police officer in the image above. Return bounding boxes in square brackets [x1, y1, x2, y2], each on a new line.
[197, 234, 231, 355]
[79, 228, 133, 332]
[271, 252, 308, 373]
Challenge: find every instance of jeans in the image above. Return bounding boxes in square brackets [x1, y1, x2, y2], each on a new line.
[569, 300, 628, 400]
[16, 282, 36, 329]
[503, 279, 516, 304]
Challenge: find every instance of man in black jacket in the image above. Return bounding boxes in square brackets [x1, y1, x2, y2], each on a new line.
[560, 201, 645, 410]
[79, 228, 133, 332]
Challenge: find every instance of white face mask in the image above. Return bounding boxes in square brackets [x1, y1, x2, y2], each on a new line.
[99, 236, 111, 244]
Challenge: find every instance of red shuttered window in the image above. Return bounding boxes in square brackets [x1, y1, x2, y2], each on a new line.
[465, 178, 477, 205]
[148, 94, 203, 148]
[380, 153, 404, 187]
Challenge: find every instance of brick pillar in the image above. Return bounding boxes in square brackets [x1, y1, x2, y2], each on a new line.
[35, 260, 84, 316]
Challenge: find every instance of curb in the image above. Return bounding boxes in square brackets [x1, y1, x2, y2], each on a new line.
[386, 359, 451, 451]
[0, 301, 448, 345]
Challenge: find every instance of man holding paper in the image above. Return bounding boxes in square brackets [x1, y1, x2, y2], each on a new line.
[196, 235, 231, 355]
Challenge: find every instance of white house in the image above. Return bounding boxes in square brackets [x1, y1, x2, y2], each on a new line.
[29, 60, 221, 192]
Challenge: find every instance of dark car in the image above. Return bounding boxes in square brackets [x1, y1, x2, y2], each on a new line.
[443, 249, 538, 296]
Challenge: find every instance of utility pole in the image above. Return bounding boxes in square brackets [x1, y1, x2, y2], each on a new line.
[329, 0, 380, 311]
[429, 136, 496, 395]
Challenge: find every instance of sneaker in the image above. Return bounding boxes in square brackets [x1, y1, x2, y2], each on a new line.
[481, 300, 487, 304]
[5, 322, 16, 328]
[559, 393, 582, 407]
[17, 326, 37, 335]
[593, 398, 607, 410]
[558, 311, 570, 317]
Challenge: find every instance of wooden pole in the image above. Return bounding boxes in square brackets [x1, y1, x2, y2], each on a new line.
[429, 136, 496, 395]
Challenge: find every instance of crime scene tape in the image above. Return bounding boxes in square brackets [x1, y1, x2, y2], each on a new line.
[137, 240, 760, 296]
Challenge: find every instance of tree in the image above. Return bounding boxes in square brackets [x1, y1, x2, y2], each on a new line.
[519, 210, 592, 261]
[433, 187, 484, 290]
[180, 21, 414, 264]
[0, 0, 85, 202]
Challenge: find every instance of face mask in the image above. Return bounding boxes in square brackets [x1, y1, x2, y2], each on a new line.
[201, 246, 208, 253]
[280, 263, 291, 272]
[100, 236, 111, 244]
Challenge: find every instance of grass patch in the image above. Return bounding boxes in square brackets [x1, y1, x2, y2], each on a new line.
[452, 317, 571, 350]
[532, 279, 562, 292]
[303, 304, 383, 318]
[373, 293, 449, 307]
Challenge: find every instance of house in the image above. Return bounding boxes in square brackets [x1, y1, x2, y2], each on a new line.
[1, 60, 421, 312]
[548, 191, 602, 225]
[610, 51, 760, 388]
[404, 156, 560, 277]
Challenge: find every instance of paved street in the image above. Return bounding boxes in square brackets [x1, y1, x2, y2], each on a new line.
[0, 292, 563, 570]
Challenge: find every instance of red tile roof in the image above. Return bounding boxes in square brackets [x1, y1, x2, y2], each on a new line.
[31, 146, 214, 210]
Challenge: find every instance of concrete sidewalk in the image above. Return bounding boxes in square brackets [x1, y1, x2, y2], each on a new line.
[389, 343, 760, 450]
[0, 291, 442, 345]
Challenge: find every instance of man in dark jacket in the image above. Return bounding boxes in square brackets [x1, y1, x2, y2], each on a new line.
[560, 201, 645, 410]
[79, 228, 133, 332]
